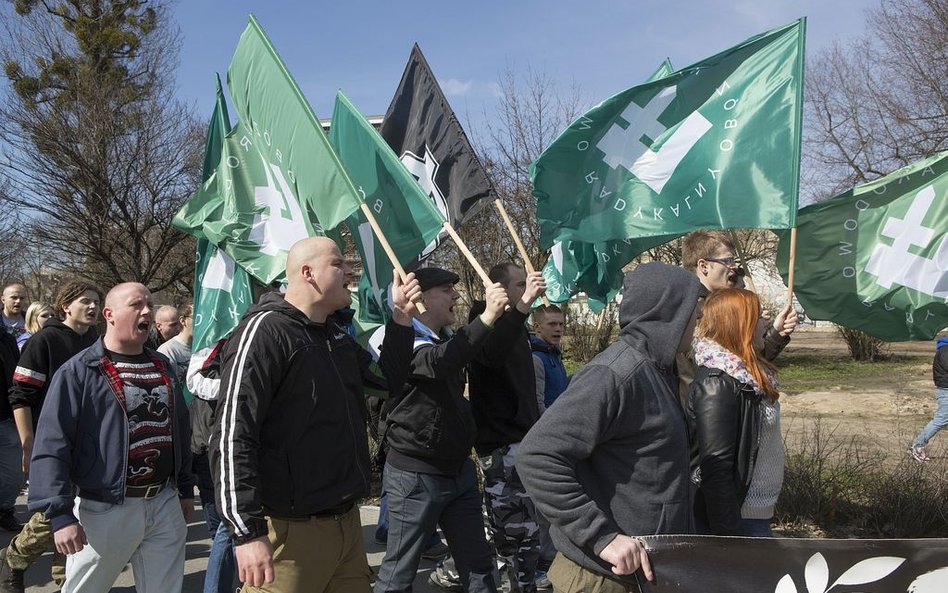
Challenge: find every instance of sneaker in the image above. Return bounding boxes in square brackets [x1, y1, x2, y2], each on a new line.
[421, 541, 450, 561]
[535, 570, 552, 590]
[0, 549, 24, 593]
[428, 556, 462, 592]
[0, 512, 20, 534]
[910, 445, 931, 463]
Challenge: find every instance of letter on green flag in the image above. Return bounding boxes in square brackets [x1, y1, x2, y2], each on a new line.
[541, 60, 683, 310]
[329, 91, 445, 334]
[227, 15, 361, 232]
[776, 151, 948, 341]
[186, 77, 254, 391]
[533, 19, 805, 248]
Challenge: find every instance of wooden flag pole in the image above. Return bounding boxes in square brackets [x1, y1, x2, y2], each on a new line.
[358, 202, 427, 314]
[493, 199, 551, 306]
[726, 229, 758, 294]
[785, 226, 797, 306]
[441, 222, 491, 285]
[595, 307, 607, 332]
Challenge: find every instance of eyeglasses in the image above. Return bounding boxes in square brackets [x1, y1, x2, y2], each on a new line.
[703, 256, 740, 268]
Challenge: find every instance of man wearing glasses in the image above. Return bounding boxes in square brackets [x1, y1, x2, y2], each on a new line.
[678, 230, 798, 408]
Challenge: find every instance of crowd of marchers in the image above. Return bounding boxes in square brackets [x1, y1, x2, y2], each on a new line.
[3, 228, 942, 593]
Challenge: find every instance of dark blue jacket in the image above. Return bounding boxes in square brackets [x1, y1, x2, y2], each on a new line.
[530, 335, 569, 409]
[935, 337, 948, 389]
[28, 339, 195, 531]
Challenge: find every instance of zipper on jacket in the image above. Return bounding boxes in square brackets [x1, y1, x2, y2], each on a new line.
[326, 336, 372, 493]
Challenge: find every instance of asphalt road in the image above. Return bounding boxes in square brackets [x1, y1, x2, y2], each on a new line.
[0, 496, 439, 592]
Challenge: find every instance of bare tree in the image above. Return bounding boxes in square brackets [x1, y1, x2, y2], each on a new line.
[804, 0, 947, 358]
[433, 65, 585, 302]
[804, 0, 948, 198]
[0, 0, 202, 294]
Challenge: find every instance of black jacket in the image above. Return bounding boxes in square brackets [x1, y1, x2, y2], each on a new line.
[8, 319, 98, 425]
[384, 317, 494, 475]
[934, 338, 948, 388]
[211, 294, 414, 544]
[467, 303, 540, 455]
[687, 367, 762, 535]
[0, 331, 19, 421]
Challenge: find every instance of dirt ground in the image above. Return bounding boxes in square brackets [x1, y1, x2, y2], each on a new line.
[777, 326, 940, 460]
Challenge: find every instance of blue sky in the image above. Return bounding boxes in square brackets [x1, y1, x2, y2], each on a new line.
[173, 0, 877, 132]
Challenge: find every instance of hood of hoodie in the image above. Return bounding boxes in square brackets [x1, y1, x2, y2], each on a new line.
[40, 317, 98, 339]
[618, 262, 706, 370]
[937, 337, 948, 349]
[529, 334, 560, 355]
[244, 292, 313, 325]
[243, 292, 354, 331]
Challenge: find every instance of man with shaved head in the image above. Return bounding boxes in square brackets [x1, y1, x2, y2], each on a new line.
[213, 237, 421, 593]
[27, 282, 195, 593]
[152, 304, 182, 347]
[1, 284, 28, 349]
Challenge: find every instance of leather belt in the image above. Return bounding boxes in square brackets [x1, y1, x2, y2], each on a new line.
[126, 478, 169, 499]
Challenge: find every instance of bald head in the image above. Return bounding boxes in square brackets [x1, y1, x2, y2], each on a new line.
[283, 236, 353, 322]
[286, 237, 338, 283]
[105, 282, 149, 309]
[102, 283, 154, 354]
[2, 283, 27, 317]
[154, 304, 181, 341]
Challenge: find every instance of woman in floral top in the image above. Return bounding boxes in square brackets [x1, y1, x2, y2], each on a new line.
[687, 288, 782, 537]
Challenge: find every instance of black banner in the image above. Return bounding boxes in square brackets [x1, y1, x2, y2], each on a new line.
[380, 43, 495, 263]
[637, 536, 948, 592]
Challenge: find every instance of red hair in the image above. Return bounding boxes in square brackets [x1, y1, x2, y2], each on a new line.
[697, 288, 778, 401]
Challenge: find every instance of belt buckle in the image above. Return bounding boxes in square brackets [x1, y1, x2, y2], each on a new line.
[144, 483, 162, 499]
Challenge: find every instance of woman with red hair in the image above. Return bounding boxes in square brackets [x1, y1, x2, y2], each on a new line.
[688, 288, 782, 537]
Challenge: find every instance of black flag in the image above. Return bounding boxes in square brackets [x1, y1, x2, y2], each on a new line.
[381, 43, 495, 262]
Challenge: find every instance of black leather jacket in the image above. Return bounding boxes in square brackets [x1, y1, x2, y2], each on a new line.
[687, 367, 763, 534]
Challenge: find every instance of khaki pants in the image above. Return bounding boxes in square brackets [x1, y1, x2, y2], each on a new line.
[549, 553, 639, 593]
[243, 506, 371, 593]
[5, 511, 66, 586]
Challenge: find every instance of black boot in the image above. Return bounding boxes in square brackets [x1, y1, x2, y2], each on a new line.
[0, 512, 20, 534]
[0, 549, 24, 593]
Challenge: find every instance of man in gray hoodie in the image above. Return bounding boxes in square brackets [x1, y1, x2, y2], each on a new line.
[517, 262, 705, 593]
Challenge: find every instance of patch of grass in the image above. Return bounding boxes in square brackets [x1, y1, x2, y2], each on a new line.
[774, 353, 928, 394]
[777, 421, 948, 538]
[564, 358, 584, 376]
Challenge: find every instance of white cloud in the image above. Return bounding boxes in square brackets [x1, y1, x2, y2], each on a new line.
[441, 78, 474, 96]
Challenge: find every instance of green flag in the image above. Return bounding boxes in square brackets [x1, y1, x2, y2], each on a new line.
[542, 60, 682, 310]
[174, 16, 359, 284]
[174, 117, 320, 284]
[188, 77, 254, 396]
[227, 15, 361, 232]
[776, 151, 948, 341]
[542, 234, 682, 311]
[533, 19, 804, 248]
[329, 91, 445, 332]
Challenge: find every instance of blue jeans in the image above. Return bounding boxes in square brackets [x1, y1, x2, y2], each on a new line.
[374, 459, 497, 593]
[737, 518, 774, 537]
[914, 388, 948, 448]
[193, 452, 237, 593]
[0, 419, 23, 512]
[376, 489, 444, 550]
[695, 515, 773, 537]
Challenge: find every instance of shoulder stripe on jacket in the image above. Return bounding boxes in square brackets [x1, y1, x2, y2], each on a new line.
[217, 311, 271, 538]
[13, 366, 46, 387]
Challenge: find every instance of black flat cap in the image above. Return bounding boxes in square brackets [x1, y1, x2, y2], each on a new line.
[413, 267, 460, 291]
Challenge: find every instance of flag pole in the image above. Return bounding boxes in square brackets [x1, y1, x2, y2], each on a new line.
[785, 227, 797, 305]
[358, 202, 427, 315]
[726, 229, 758, 294]
[493, 199, 551, 306]
[441, 222, 491, 285]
